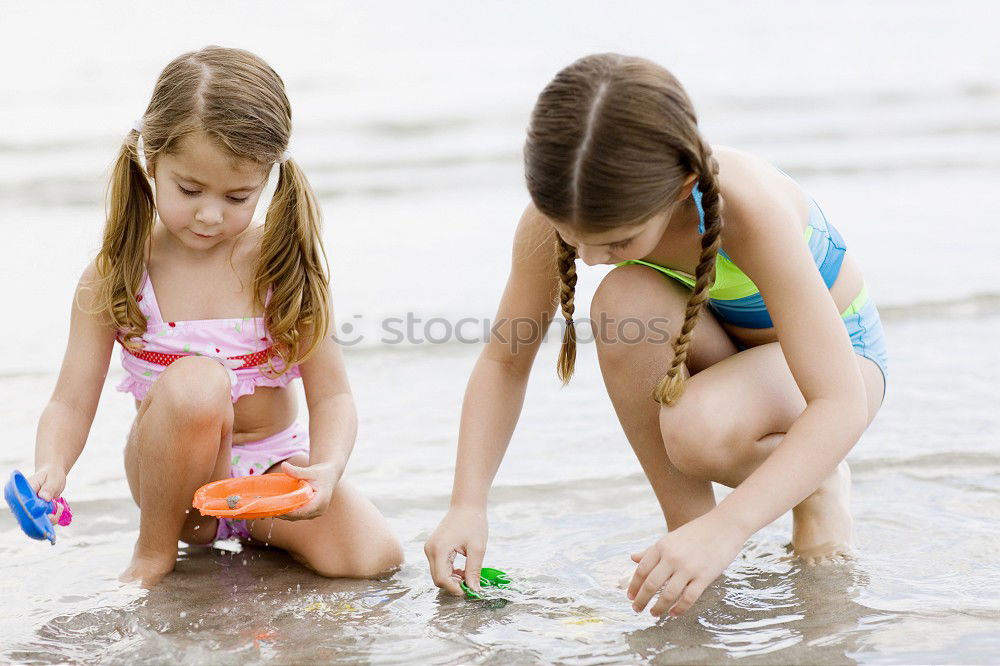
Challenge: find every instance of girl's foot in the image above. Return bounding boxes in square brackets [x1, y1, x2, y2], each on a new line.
[791, 460, 854, 565]
[119, 548, 177, 587]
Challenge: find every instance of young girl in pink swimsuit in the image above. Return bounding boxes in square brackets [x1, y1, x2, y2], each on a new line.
[26, 46, 402, 586]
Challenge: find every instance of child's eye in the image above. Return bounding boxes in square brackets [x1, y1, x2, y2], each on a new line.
[227, 195, 250, 203]
[178, 185, 200, 196]
[609, 239, 632, 251]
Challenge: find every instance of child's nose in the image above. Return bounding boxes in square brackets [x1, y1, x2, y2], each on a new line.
[577, 244, 609, 266]
[195, 205, 223, 225]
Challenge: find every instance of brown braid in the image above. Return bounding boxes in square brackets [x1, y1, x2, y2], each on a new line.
[524, 54, 721, 390]
[556, 235, 578, 383]
[654, 151, 723, 405]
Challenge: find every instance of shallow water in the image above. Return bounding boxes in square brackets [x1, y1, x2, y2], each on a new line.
[2, 1, 1000, 664]
[4, 314, 1000, 664]
[3, 318, 1000, 664]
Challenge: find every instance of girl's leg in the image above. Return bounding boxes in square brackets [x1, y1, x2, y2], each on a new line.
[250, 455, 404, 578]
[122, 357, 234, 585]
[657, 342, 885, 562]
[591, 265, 741, 531]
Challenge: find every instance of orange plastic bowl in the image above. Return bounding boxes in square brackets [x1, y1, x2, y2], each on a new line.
[192, 473, 313, 520]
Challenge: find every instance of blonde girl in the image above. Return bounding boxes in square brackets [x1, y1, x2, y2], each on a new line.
[28, 46, 402, 586]
[425, 53, 886, 618]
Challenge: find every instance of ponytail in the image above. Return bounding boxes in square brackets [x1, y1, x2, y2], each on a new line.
[254, 158, 330, 371]
[94, 128, 156, 346]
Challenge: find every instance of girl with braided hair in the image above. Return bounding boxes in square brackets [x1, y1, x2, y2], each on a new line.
[425, 53, 887, 618]
[25, 47, 402, 585]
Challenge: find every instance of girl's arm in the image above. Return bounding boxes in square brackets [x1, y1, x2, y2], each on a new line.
[30, 262, 116, 500]
[629, 159, 871, 618]
[425, 204, 561, 595]
[710, 167, 869, 536]
[451, 206, 561, 505]
[279, 307, 359, 520]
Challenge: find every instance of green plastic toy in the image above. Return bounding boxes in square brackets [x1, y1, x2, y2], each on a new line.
[460, 567, 511, 600]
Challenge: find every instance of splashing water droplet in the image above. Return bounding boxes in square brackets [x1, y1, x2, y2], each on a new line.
[266, 517, 275, 545]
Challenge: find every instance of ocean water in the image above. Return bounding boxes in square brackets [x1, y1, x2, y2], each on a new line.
[1, 1, 999, 664]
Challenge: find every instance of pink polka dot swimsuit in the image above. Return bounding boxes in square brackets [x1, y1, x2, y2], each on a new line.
[116, 272, 301, 403]
[117, 272, 311, 543]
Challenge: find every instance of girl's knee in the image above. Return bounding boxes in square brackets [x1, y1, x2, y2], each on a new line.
[592, 266, 684, 357]
[372, 534, 405, 575]
[592, 265, 680, 319]
[659, 398, 733, 480]
[291, 485, 403, 578]
[147, 357, 232, 425]
[305, 534, 403, 579]
[344, 538, 403, 578]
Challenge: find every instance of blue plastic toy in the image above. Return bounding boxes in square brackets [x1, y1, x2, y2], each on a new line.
[4, 470, 72, 544]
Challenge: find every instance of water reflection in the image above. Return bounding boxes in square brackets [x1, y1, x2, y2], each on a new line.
[7, 545, 416, 665]
[620, 542, 894, 664]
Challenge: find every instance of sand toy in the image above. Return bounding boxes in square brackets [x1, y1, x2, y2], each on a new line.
[460, 567, 512, 600]
[193, 473, 313, 520]
[4, 469, 73, 544]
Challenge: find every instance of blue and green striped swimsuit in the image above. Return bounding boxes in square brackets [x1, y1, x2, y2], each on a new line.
[619, 184, 888, 384]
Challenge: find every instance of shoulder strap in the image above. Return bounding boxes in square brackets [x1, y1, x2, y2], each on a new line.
[692, 183, 707, 234]
[139, 271, 164, 325]
[691, 183, 730, 260]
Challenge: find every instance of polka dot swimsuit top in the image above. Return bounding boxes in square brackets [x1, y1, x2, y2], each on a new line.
[116, 272, 300, 403]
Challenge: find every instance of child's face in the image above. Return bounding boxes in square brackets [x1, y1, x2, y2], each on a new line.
[151, 133, 269, 251]
[552, 212, 671, 266]
[550, 174, 698, 266]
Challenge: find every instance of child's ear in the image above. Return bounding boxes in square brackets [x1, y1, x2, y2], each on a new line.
[675, 173, 698, 202]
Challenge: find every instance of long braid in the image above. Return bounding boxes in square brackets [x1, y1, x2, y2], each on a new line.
[654, 151, 723, 406]
[556, 235, 578, 383]
[525, 55, 724, 395]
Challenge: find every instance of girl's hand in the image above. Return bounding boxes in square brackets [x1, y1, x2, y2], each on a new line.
[26, 465, 68, 524]
[627, 511, 748, 618]
[27, 465, 66, 503]
[424, 505, 488, 596]
[275, 461, 340, 521]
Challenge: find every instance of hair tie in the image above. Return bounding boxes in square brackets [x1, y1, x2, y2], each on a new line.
[132, 118, 144, 135]
[278, 150, 292, 164]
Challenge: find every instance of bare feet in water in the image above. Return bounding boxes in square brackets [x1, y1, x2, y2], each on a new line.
[792, 460, 854, 566]
[119, 548, 176, 587]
